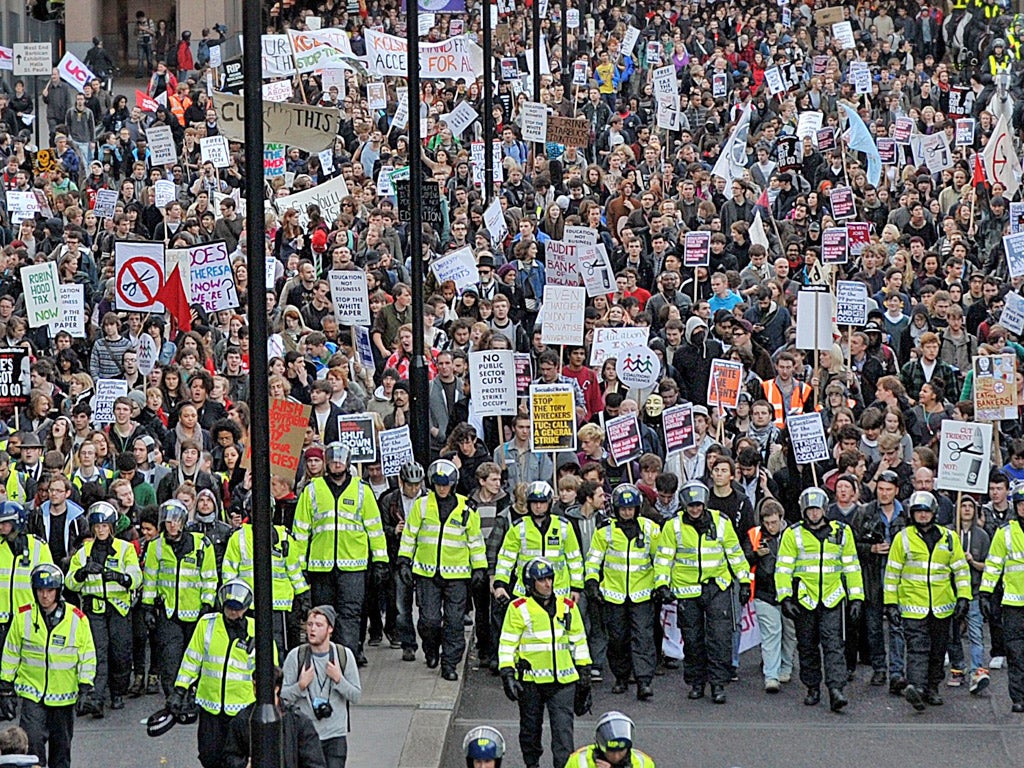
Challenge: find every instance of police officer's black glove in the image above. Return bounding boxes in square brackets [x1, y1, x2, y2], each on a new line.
[0, 681, 15, 721]
[102, 568, 130, 586]
[500, 669, 522, 702]
[470, 569, 487, 590]
[654, 585, 674, 603]
[884, 604, 902, 627]
[166, 687, 187, 716]
[738, 582, 752, 605]
[848, 600, 863, 624]
[781, 597, 800, 620]
[200, 604, 216, 617]
[397, 558, 414, 588]
[77, 683, 94, 712]
[294, 590, 312, 619]
[84, 561, 104, 576]
[74, 568, 91, 582]
[372, 562, 390, 589]
[954, 597, 970, 622]
[143, 606, 158, 631]
[575, 665, 591, 693]
[980, 593, 994, 622]
[584, 580, 602, 602]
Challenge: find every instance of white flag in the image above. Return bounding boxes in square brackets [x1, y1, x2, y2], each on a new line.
[750, 210, 770, 251]
[982, 113, 1020, 198]
[710, 105, 752, 183]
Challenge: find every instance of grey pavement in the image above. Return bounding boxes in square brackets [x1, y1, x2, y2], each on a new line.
[71, 636, 466, 768]
[445, 647, 1024, 768]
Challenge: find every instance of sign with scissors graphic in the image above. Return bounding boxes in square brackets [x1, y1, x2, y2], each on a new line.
[937, 420, 992, 494]
[115, 242, 165, 312]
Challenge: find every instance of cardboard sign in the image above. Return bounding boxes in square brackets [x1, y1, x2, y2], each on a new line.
[380, 426, 415, 478]
[788, 412, 829, 464]
[267, 399, 312, 483]
[21, 261, 62, 328]
[521, 101, 548, 143]
[261, 35, 295, 77]
[147, 125, 177, 166]
[936, 420, 992, 493]
[514, 353, 533, 397]
[215, 94, 338, 153]
[606, 413, 642, 466]
[835, 280, 869, 326]
[814, 6, 845, 25]
[589, 327, 649, 367]
[337, 413, 378, 463]
[707, 359, 744, 410]
[830, 186, 856, 219]
[615, 346, 660, 390]
[663, 403, 695, 455]
[546, 116, 589, 147]
[795, 289, 834, 351]
[430, 246, 478, 293]
[469, 349, 517, 417]
[544, 241, 580, 286]
[364, 30, 483, 80]
[273, 174, 351, 229]
[684, 231, 711, 268]
[529, 384, 578, 452]
[821, 227, 848, 265]
[328, 270, 370, 326]
[0, 348, 30, 409]
[539, 285, 586, 346]
[973, 354, 1017, 421]
[93, 379, 129, 424]
[50, 284, 85, 338]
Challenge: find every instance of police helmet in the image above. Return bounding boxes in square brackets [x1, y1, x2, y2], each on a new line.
[324, 442, 352, 469]
[0, 500, 25, 528]
[400, 462, 425, 484]
[995, 38, 1007, 49]
[428, 459, 460, 489]
[31, 563, 64, 592]
[463, 726, 506, 767]
[680, 481, 709, 508]
[595, 711, 635, 753]
[158, 499, 189, 527]
[218, 579, 254, 611]
[908, 490, 938, 516]
[146, 707, 177, 737]
[522, 558, 556, 594]
[611, 484, 643, 513]
[525, 481, 554, 506]
[1012, 484, 1024, 509]
[176, 688, 199, 725]
[87, 500, 119, 529]
[799, 487, 829, 515]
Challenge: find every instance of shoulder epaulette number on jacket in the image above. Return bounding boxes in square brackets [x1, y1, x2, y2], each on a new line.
[18, 604, 30, 613]
[72, 607, 85, 619]
[512, 597, 526, 608]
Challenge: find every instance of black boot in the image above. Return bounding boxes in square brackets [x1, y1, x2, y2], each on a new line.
[127, 674, 145, 698]
[611, 680, 628, 694]
[904, 684, 926, 712]
[828, 687, 848, 712]
[636, 683, 653, 701]
[687, 684, 705, 700]
[804, 687, 821, 706]
[425, 651, 440, 669]
[110, 696, 124, 710]
[711, 685, 727, 704]
[925, 691, 944, 706]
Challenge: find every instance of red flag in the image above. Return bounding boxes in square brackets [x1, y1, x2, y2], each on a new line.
[155, 265, 192, 335]
[973, 152, 987, 189]
[135, 90, 159, 113]
[755, 186, 769, 209]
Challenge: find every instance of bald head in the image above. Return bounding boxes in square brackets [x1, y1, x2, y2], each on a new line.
[914, 467, 935, 490]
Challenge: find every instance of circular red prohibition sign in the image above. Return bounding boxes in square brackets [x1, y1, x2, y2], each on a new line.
[116, 257, 163, 309]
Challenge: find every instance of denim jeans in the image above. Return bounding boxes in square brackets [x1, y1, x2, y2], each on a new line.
[865, 597, 905, 677]
[949, 597, 985, 673]
[578, 590, 608, 670]
[753, 598, 796, 681]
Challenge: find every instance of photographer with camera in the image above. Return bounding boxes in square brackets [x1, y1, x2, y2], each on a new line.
[281, 606, 363, 768]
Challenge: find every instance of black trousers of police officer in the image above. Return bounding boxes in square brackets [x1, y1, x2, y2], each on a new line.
[198, 709, 237, 768]
[605, 599, 656, 686]
[155, 613, 197, 696]
[86, 605, 132, 703]
[308, 569, 365, 654]
[794, 603, 846, 691]
[415, 575, 467, 672]
[518, 681, 575, 768]
[677, 583, 733, 688]
[21, 699, 74, 768]
[904, 614, 951, 695]
[1004, 604, 1024, 706]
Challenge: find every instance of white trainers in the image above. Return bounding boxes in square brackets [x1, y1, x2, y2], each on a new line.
[765, 679, 780, 693]
[970, 668, 990, 695]
[990, 656, 1006, 670]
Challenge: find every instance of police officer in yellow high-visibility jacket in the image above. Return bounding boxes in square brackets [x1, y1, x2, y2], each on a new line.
[884, 491, 971, 712]
[990, 38, 1014, 75]
[169, 580, 257, 768]
[585, 484, 660, 701]
[222, 522, 310, 655]
[0, 564, 96, 768]
[499, 558, 591, 768]
[980, 485, 1024, 713]
[293, 442, 389, 665]
[493, 481, 585, 601]
[653, 481, 750, 705]
[66, 501, 141, 716]
[0, 501, 53, 649]
[566, 711, 656, 768]
[777, 487, 864, 713]
[397, 459, 486, 680]
[0, 453, 31, 505]
[141, 500, 218, 696]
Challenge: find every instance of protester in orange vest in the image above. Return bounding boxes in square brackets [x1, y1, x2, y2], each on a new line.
[760, 352, 816, 429]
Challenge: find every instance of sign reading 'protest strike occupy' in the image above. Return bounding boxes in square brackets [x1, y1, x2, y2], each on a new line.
[469, 350, 517, 417]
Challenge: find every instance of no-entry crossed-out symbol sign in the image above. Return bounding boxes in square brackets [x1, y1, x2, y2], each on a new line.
[116, 256, 164, 310]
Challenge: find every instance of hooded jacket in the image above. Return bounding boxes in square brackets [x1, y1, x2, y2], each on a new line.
[671, 316, 724, 407]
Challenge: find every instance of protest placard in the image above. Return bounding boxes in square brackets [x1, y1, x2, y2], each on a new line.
[262, 35, 296, 76]
[973, 354, 1017, 421]
[616, 346, 660, 390]
[266, 398, 311, 483]
[544, 240, 580, 286]
[835, 281, 869, 326]
[188, 241, 238, 313]
[846, 222, 871, 257]
[354, 326, 375, 371]
[49, 284, 85, 338]
[263, 144, 286, 178]
[956, 118, 975, 147]
[500, 57, 519, 80]
[469, 350, 517, 417]
[1000, 291, 1024, 336]
[0, 348, 30, 410]
[430, 247, 478, 293]
[1003, 231, 1024, 279]
[529, 384, 577, 452]
[816, 128, 836, 151]
[795, 289, 834, 351]
[589, 327, 650, 367]
[147, 125, 177, 166]
[200, 135, 231, 168]
[540, 286, 585, 346]
[328, 270, 370, 326]
[563, 226, 597, 245]
[684, 231, 711, 267]
[830, 186, 856, 219]
[154, 180, 176, 208]
[215, 94, 338, 152]
[514, 353, 533, 397]
[380, 426, 415, 478]
[796, 111, 823, 139]
[578, 245, 614, 297]
[445, 100, 479, 137]
[546, 116, 589, 146]
[652, 65, 676, 99]
[663, 403, 695, 455]
[937, 420, 992, 493]
[366, 81, 387, 110]
[93, 379, 129, 424]
[707, 359, 743, 410]
[273, 173, 350, 228]
[21, 262, 61, 328]
[821, 227, 848, 265]
[93, 189, 119, 220]
[261, 79, 294, 103]
[893, 117, 913, 144]
[764, 67, 786, 96]
[521, 101, 548, 143]
[606, 413, 642, 466]
[337, 413, 377, 463]
[789, 413, 829, 464]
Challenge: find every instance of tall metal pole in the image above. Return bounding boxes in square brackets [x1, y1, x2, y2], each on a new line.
[532, 0, 541, 103]
[561, 0, 570, 91]
[241, 0, 281, 765]
[483, 0, 494, 205]
[407, 0, 430, 467]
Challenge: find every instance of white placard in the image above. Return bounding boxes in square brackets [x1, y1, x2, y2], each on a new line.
[469, 349, 517, 417]
[21, 262, 62, 328]
[328, 270, 370, 326]
[563, 225, 597, 246]
[136, 333, 158, 376]
[483, 197, 508, 242]
[795, 289, 834, 351]
[430, 247, 478, 293]
[262, 79, 294, 103]
[835, 280, 869, 326]
[577, 244, 614, 297]
[621, 26, 641, 56]
[200, 135, 231, 168]
[832, 21, 855, 50]
[92, 189, 119, 219]
[788, 412, 830, 464]
[188, 241, 239, 312]
[367, 81, 387, 111]
[936, 420, 992, 494]
[1003, 231, 1024, 279]
[50, 284, 85, 338]
[589, 327, 650, 367]
[147, 125, 177, 166]
[652, 65, 676, 99]
[115, 241, 166, 313]
[93, 379, 129, 424]
[796, 111, 824, 140]
[521, 101, 548, 143]
[1000, 291, 1024, 336]
[444, 100, 479, 138]
[154, 179, 176, 208]
[539, 285, 586, 346]
[544, 241, 580, 286]
[380, 426, 415, 478]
